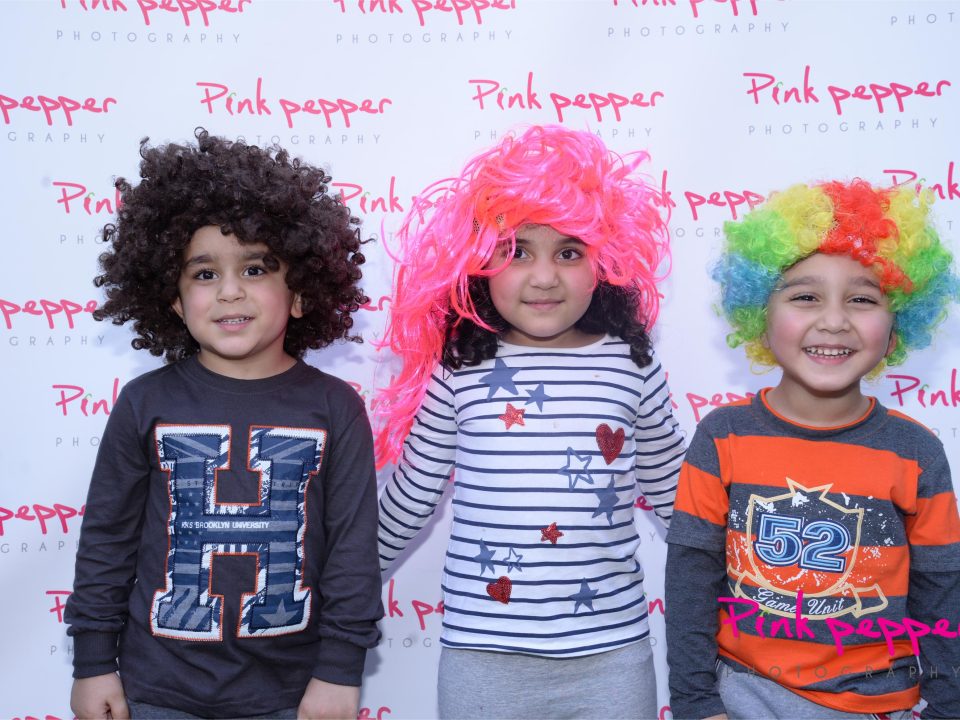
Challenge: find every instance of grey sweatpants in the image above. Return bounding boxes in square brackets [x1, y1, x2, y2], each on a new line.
[438, 639, 657, 719]
[717, 662, 915, 720]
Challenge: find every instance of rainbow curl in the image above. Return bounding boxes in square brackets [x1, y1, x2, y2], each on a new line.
[374, 125, 669, 464]
[714, 179, 958, 368]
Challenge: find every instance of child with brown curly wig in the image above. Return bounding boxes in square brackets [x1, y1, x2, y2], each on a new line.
[65, 129, 382, 720]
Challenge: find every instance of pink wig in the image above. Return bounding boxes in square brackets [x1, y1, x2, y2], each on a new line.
[374, 125, 669, 465]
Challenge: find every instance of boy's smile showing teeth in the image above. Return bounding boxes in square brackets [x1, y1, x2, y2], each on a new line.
[803, 345, 852, 359]
[217, 315, 253, 326]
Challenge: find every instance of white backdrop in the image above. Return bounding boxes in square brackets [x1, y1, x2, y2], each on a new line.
[2, 1, 958, 718]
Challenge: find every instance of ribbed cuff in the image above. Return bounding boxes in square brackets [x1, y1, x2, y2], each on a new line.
[670, 696, 728, 720]
[71, 631, 120, 679]
[312, 636, 367, 687]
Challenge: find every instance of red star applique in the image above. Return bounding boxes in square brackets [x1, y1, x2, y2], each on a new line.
[540, 522, 564, 544]
[499, 403, 526, 430]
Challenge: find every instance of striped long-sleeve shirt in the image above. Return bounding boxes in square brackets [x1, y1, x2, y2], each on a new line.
[379, 336, 684, 656]
[665, 391, 960, 718]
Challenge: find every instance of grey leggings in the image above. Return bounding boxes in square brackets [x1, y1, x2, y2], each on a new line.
[438, 639, 657, 719]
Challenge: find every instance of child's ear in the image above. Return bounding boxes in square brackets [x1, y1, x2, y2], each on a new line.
[172, 296, 184, 320]
[885, 329, 898, 357]
[290, 293, 304, 319]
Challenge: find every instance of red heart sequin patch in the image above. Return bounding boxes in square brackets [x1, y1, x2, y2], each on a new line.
[486, 576, 512, 604]
[595, 424, 625, 464]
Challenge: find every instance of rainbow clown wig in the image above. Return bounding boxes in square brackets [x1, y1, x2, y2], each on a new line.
[374, 125, 669, 464]
[714, 179, 958, 369]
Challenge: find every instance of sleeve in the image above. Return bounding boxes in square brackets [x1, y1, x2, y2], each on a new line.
[904, 445, 960, 719]
[64, 390, 150, 679]
[910, 570, 960, 719]
[665, 420, 731, 718]
[633, 357, 685, 527]
[377, 370, 458, 572]
[665, 543, 728, 720]
[312, 403, 385, 687]
[668, 417, 730, 552]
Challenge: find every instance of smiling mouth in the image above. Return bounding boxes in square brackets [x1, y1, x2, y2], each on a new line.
[217, 317, 252, 325]
[804, 346, 852, 358]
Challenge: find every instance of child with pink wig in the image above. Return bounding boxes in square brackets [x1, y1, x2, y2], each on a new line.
[375, 125, 684, 719]
[666, 179, 960, 719]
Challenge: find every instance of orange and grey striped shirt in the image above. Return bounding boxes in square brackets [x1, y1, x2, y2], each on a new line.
[665, 390, 960, 718]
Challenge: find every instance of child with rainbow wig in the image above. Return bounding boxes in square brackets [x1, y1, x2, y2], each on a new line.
[665, 179, 960, 719]
[376, 125, 684, 719]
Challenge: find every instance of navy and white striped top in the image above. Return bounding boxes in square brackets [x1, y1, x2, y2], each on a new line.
[378, 336, 684, 656]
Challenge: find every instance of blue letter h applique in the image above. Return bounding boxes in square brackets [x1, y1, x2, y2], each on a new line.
[150, 424, 325, 640]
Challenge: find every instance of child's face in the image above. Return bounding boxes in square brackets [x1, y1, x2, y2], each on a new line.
[172, 226, 303, 379]
[764, 252, 896, 406]
[487, 224, 599, 348]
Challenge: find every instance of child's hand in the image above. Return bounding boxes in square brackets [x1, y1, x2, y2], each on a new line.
[297, 678, 360, 720]
[71, 673, 129, 720]
[703, 715, 729, 720]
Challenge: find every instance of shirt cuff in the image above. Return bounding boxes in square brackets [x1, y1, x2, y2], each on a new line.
[71, 631, 120, 679]
[312, 636, 367, 687]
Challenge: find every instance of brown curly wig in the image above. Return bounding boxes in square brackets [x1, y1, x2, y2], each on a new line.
[94, 128, 367, 362]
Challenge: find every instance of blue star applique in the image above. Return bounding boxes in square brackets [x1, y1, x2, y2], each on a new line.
[505, 546, 524, 573]
[560, 447, 593, 489]
[481, 359, 520, 399]
[524, 383, 550, 411]
[260, 598, 301, 627]
[592, 478, 620, 525]
[569, 579, 599, 613]
[473, 539, 497, 575]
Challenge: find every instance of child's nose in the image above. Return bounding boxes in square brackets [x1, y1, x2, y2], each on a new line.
[217, 274, 245, 302]
[817, 302, 851, 332]
[529, 258, 559, 288]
